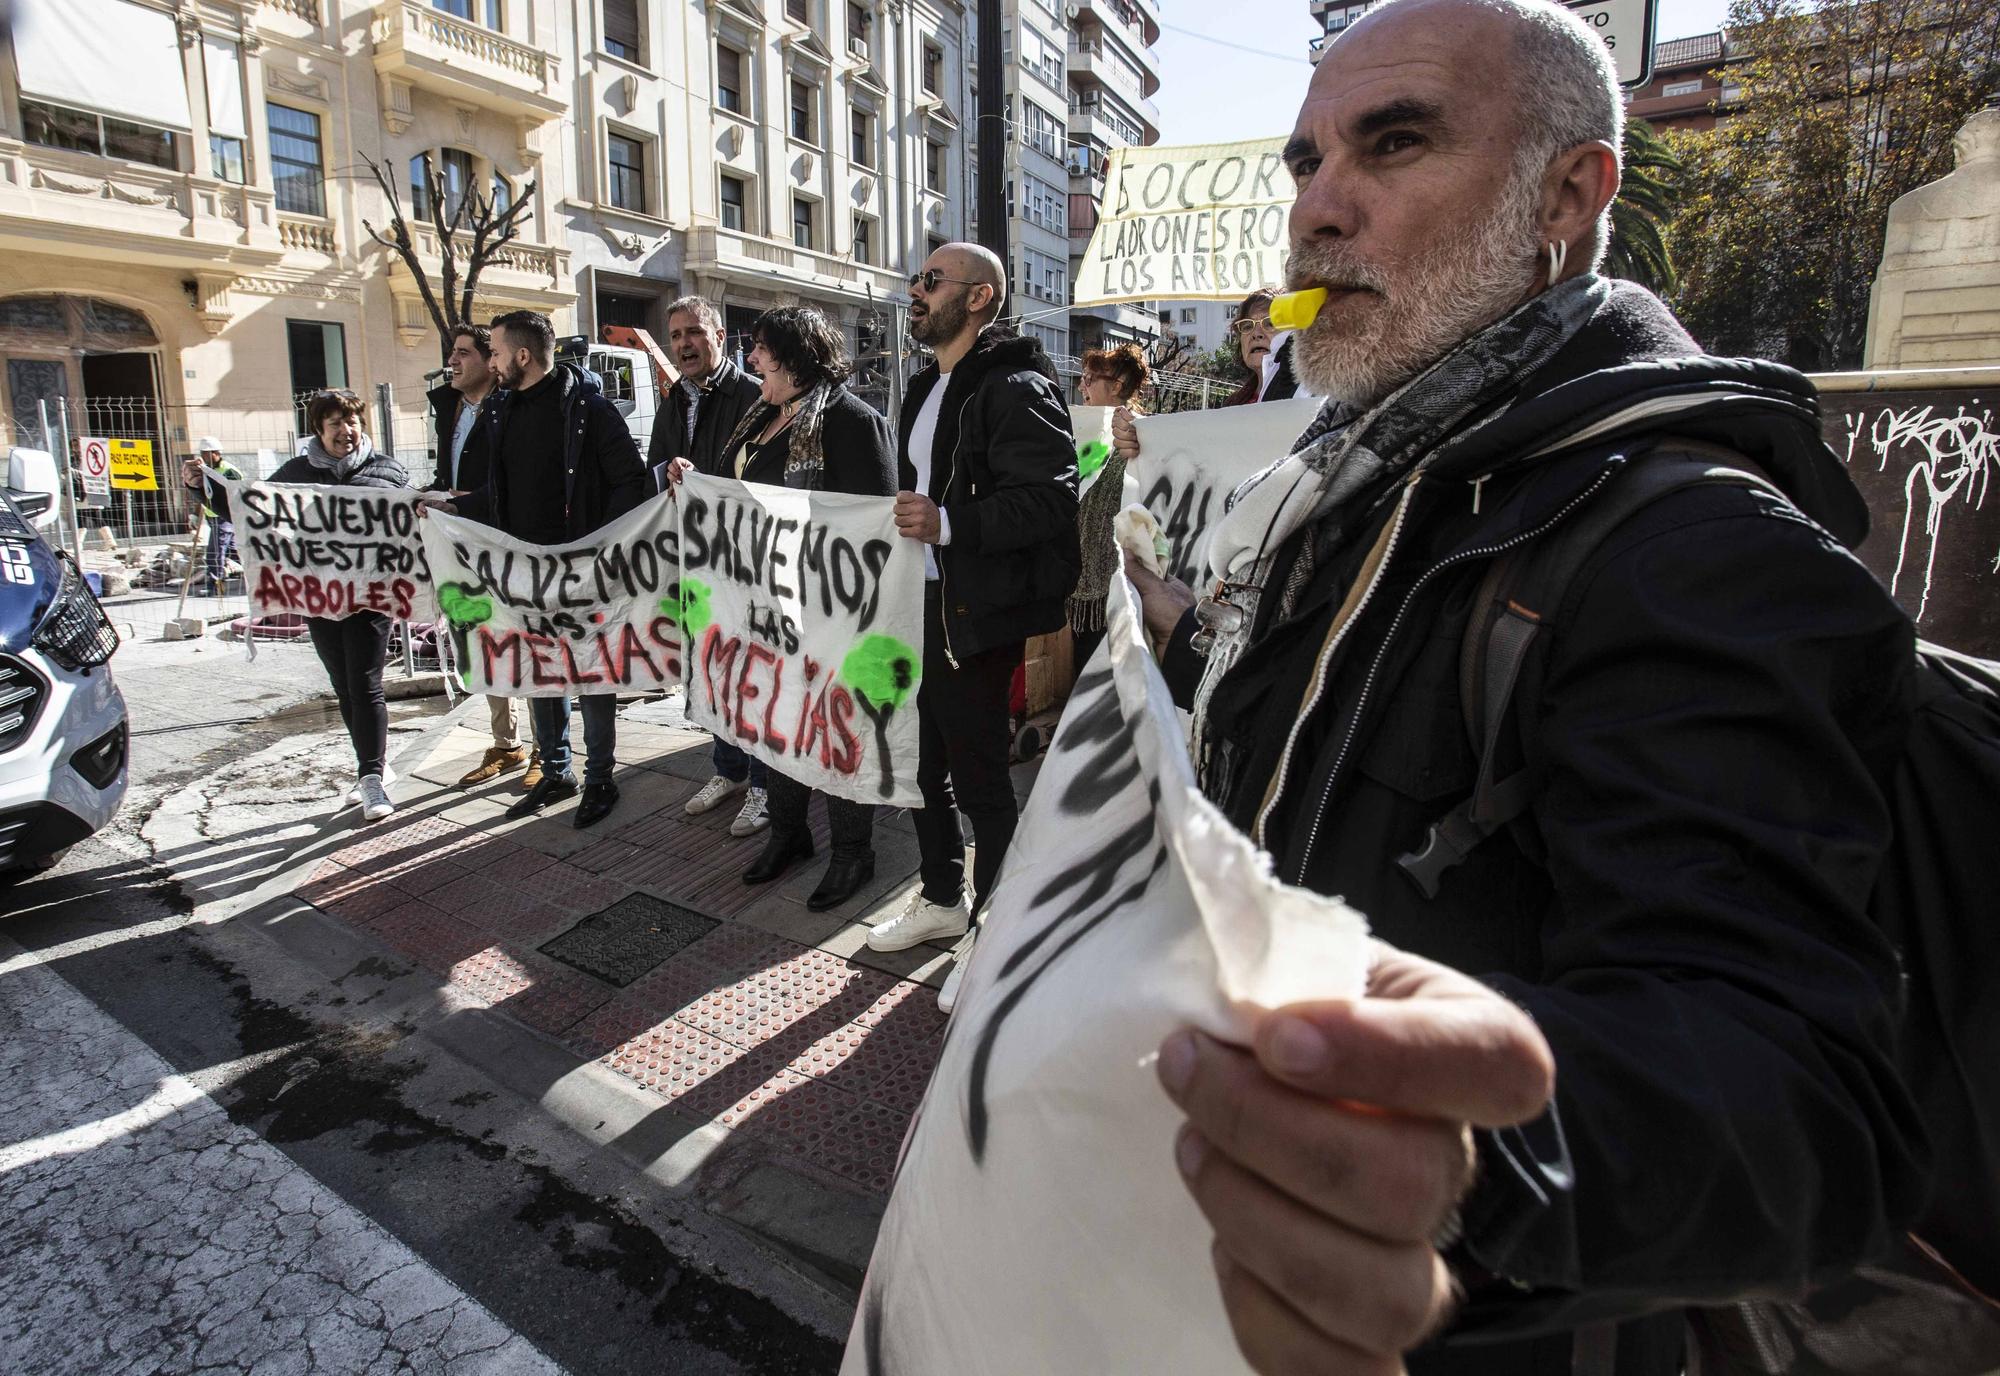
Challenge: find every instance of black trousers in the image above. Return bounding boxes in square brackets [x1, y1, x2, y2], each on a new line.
[913, 584, 1022, 910]
[308, 612, 392, 778]
[765, 770, 877, 862]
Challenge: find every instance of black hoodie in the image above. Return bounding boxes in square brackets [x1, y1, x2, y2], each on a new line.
[898, 326, 1080, 661]
[1172, 283, 1925, 1375]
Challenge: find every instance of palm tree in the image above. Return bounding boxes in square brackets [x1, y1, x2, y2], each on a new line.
[1609, 118, 1684, 294]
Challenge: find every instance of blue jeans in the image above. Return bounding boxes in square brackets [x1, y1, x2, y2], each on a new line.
[531, 693, 618, 786]
[205, 519, 234, 591]
[711, 735, 767, 787]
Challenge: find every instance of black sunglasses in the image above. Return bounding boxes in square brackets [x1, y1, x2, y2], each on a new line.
[909, 268, 984, 293]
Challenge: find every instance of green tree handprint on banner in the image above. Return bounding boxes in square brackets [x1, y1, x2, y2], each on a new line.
[840, 634, 922, 799]
[437, 582, 494, 689]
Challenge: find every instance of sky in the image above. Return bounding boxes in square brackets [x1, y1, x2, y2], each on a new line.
[1150, 0, 1736, 146]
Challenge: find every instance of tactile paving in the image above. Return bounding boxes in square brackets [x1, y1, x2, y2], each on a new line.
[538, 892, 719, 986]
[806, 1099, 914, 1194]
[599, 1019, 742, 1101]
[366, 899, 490, 974]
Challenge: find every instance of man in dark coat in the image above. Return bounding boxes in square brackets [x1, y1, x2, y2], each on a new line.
[443, 309, 648, 830]
[426, 323, 530, 791]
[1124, 1, 1928, 1372]
[646, 295, 773, 837]
[865, 242, 1079, 985]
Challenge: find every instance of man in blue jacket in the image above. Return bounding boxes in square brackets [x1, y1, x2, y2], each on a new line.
[439, 310, 647, 830]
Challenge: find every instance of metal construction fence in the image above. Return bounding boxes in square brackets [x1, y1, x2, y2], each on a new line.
[1050, 355, 1236, 414]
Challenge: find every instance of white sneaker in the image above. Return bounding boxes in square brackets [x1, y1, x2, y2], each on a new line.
[869, 890, 971, 953]
[938, 935, 974, 1015]
[347, 763, 395, 803]
[729, 786, 770, 837]
[684, 774, 746, 816]
[357, 773, 394, 822]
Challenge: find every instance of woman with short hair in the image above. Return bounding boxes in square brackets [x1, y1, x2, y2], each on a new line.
[1068, 342, 1150, 668]
[721, 306, 898, 912]
[270, 388, 410, 823]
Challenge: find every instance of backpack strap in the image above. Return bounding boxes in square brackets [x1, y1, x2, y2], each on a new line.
[1396, 441, 1785, 899]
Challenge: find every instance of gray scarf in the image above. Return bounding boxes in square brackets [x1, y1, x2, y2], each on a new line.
[303, 431, 375, 484]
[1190, 275, 1610, 793]
[719, 378, 838, 486]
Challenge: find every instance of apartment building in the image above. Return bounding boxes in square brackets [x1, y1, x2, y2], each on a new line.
[0, 0, 967, 521]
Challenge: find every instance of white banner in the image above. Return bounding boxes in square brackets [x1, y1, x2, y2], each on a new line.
[1127, 397, 1322, 586]
[216, 475, 435, 623]
[843, 560, 1370, 1374]
[419, 493, 684, 697]
[676, 473, 926, 809]
[1069, 404, 1115, 495]
[1074, 138, 1292, 307]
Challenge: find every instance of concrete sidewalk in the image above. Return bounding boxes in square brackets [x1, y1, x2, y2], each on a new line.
[290, 691, 1011, 1288]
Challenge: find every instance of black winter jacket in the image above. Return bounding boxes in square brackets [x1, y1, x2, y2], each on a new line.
[734, 385, 895, 498]
[425, 381, 494, 494]
[897, 326, 1079, 659]
[456, 362, 646, 542]
[1164, 284, 1926, 1375]
[645, 357, 764, 491]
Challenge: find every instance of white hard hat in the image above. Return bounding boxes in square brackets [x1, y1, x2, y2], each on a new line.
[196, 436, 224, 453]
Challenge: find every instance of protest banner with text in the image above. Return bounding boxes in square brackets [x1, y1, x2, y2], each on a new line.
[676, 473, 925, 809]
[420, 494, 684, 697]
[1126, 397, 1321, 585]
[1074, 137, 1292, 307]
[213, 474, 436, 623]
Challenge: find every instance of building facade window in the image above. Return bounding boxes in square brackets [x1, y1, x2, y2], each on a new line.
[433, 0, 504, 29]
[603, 0, 642, 61]
[787, 0, 809, 22]
[789, 80, 817, 143]
[1661, 78, 1704, 97]
[850, 108, 874, 167]
[1018, 100, 1064, 160]
[286, 320, 348, 404]
[210, 133, 245, 183]
[792, 197, 816, 250]
[22, 101, 176, 170]
[1018, 24, 1063, 92]
[1021, 171, 1065, 233]
[717, 44, 745, 113]
[719, 173, 746, 230]
[607, 132, 647, 212]
[268, 103, 324, 216]
[847, 3, 871, 59]
[924, 140, 945, 192]
[1021, 246, 1066, 303]
[853, 214, 873, 264]
[922, 44, 943, 94]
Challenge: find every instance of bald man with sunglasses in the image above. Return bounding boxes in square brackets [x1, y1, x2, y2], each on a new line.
[867, 244, 1080, 985]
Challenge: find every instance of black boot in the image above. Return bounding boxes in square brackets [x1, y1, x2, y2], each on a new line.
[507, 772, 578, 818]
[807, 856, 877, 911]
[574, 780, 619, 829]
[743, 832, 814, 885]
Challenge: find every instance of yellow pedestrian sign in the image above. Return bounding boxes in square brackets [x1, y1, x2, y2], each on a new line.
[106, 438, 157, 491]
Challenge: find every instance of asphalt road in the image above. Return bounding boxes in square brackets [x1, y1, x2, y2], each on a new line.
[0, 646, 846, 1376]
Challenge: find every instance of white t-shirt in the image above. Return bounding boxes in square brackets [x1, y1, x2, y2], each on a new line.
[907, 371, 953, 580]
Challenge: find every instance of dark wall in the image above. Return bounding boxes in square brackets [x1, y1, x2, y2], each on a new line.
[1821, 386, 1998, 660]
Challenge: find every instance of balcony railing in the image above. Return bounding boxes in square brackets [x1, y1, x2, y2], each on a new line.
[411, 226, 566, 286]
[1071, 37, 1161, 100]
[261, 0, 321, 20]
[277, 215, 335, 254]
[371, 0, 564, 119]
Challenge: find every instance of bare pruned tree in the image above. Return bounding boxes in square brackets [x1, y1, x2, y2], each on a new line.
[362, 153, 538, 363]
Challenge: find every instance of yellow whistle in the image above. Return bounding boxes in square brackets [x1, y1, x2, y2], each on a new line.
[1269, 287, 1328, 332]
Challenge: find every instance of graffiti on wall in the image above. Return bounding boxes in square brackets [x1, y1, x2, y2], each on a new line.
[1827, 387, 1998, 659]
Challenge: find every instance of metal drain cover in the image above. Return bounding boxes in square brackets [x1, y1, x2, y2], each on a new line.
[539, 893, 719, 986]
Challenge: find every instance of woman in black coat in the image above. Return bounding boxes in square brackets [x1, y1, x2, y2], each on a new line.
[268, 388, 411, 824]
[719, 306, 896, 910]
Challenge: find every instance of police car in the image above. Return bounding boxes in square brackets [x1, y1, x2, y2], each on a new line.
[0, 484, 126, 877]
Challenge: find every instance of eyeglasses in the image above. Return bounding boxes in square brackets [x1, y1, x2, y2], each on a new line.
[1228, 317, 1276, 336]
[908, 269, 984, 293]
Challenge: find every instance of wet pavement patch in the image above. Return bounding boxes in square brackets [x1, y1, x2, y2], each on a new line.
[539, 893, 719, 987]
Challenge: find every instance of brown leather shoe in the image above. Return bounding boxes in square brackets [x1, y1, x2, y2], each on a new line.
[520, 754, 543, 791]
[458, 745, 527, 788]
